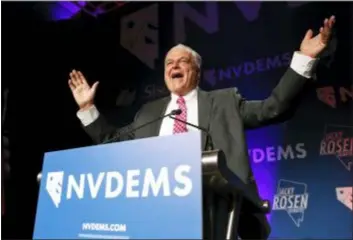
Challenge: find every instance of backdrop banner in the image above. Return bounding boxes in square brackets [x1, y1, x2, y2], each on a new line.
[23, 2, 353, 239]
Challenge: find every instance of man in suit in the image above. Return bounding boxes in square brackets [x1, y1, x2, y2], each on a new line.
[68, 16, 335, 239]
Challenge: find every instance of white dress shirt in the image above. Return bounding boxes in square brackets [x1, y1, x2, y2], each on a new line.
[77, 52, 318, 131]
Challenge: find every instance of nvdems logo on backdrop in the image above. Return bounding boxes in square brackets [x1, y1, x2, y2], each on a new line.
[272, 179, 309, 227]
[119, 2, 308, 70]
[45, 166, 192, 208]
[120, 4, 159, 69]
[203, 52, 291, 86]
[249, 143, 307, 164]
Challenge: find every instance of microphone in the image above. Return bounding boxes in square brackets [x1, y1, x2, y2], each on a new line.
[169, 114, 214, 151]
[36, 110, 183, 184]
[103, 109, 182, 144]
[36, 109, 182, 183]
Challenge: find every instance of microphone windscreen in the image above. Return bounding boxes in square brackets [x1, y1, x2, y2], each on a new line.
[172, 109, 182, 115]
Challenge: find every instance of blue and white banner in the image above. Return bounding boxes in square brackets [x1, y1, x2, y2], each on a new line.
[34, 132, 203, 239]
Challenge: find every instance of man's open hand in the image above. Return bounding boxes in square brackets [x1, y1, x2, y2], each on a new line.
[300, 16, 336, 58]
[68, 70, 99, 110]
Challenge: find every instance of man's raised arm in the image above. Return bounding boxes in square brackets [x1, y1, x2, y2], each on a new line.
[69, 70, 130, 144]
[235, 16, 336, 128]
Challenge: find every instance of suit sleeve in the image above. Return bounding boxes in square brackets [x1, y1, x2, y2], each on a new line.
[233, 52, 318, 129]
[77, 105, 139, 144]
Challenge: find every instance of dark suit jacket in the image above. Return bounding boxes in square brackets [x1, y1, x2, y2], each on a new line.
[83, 68, 308, 239]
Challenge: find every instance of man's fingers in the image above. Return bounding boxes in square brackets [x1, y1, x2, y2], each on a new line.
[71, 69, 85, 86]
[73, 70, 83, 84]
[69, 74, 77, 87]
[319, 16, 336, 44]
[324, 18, 330, 31]
[323, 15, 335, 34]
[328, 18, 335, 29]
[71, 70, 87, 86]
[320, 19, 329, 35]
[328, 15, 335, 28]
[70, 70, 80, 85]
[68, 79, 76, 91]
[77, 71, 88, 85]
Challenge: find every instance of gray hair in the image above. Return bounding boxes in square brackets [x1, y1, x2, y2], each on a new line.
[166, 44, 202, 70]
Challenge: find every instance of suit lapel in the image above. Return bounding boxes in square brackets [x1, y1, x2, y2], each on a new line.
[149, 96, 171, 137]
[198, 90, 212, 150]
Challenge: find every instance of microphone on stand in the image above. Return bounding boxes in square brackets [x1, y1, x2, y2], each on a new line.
[102, 109, 182, 144]
[36, 109, 183, 184]
[169, 113, 214, 151]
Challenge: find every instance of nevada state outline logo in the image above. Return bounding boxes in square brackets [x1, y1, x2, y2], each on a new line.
[320, 124, 353, 171]
[46, 171, 65, 208]
[272, 179, 309, 227]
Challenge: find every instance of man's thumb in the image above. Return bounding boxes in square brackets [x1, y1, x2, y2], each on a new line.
[92, 81, 99, 92]
[303, 29, 313, 41]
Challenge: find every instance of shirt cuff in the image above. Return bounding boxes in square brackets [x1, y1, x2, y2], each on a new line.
[76, 105, 100, 126]
[290, 51, 319, 79]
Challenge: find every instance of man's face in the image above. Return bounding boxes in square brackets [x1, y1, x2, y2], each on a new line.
[164, 48, 199, 96]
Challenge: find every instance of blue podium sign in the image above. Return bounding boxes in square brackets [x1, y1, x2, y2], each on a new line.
[33, 132, 202, 239]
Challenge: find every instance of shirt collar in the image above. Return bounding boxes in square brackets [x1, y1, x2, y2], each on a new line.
[171, 88, 198, 103]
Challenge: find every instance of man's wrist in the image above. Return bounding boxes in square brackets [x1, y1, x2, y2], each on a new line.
[79, 103, 95, 112]
[290, 51, 319, 79]
[297, 51, 317, 59]
[77, 104, 100, 126]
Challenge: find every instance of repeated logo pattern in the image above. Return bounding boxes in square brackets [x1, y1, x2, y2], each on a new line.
[272, 179, 309, 227]
[336, 186, 353, 211]
[120, 4, 159, 69]
[320, 124, 353, 171]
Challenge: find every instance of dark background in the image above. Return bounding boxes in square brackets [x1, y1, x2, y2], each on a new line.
[2, 2, 352, 238]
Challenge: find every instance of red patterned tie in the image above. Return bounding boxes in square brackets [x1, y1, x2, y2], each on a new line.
[173, 96, 188, 134]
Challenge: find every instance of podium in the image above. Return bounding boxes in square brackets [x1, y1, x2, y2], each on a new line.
[201, 149, 269, 239]
[34, 132, 269, 239]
